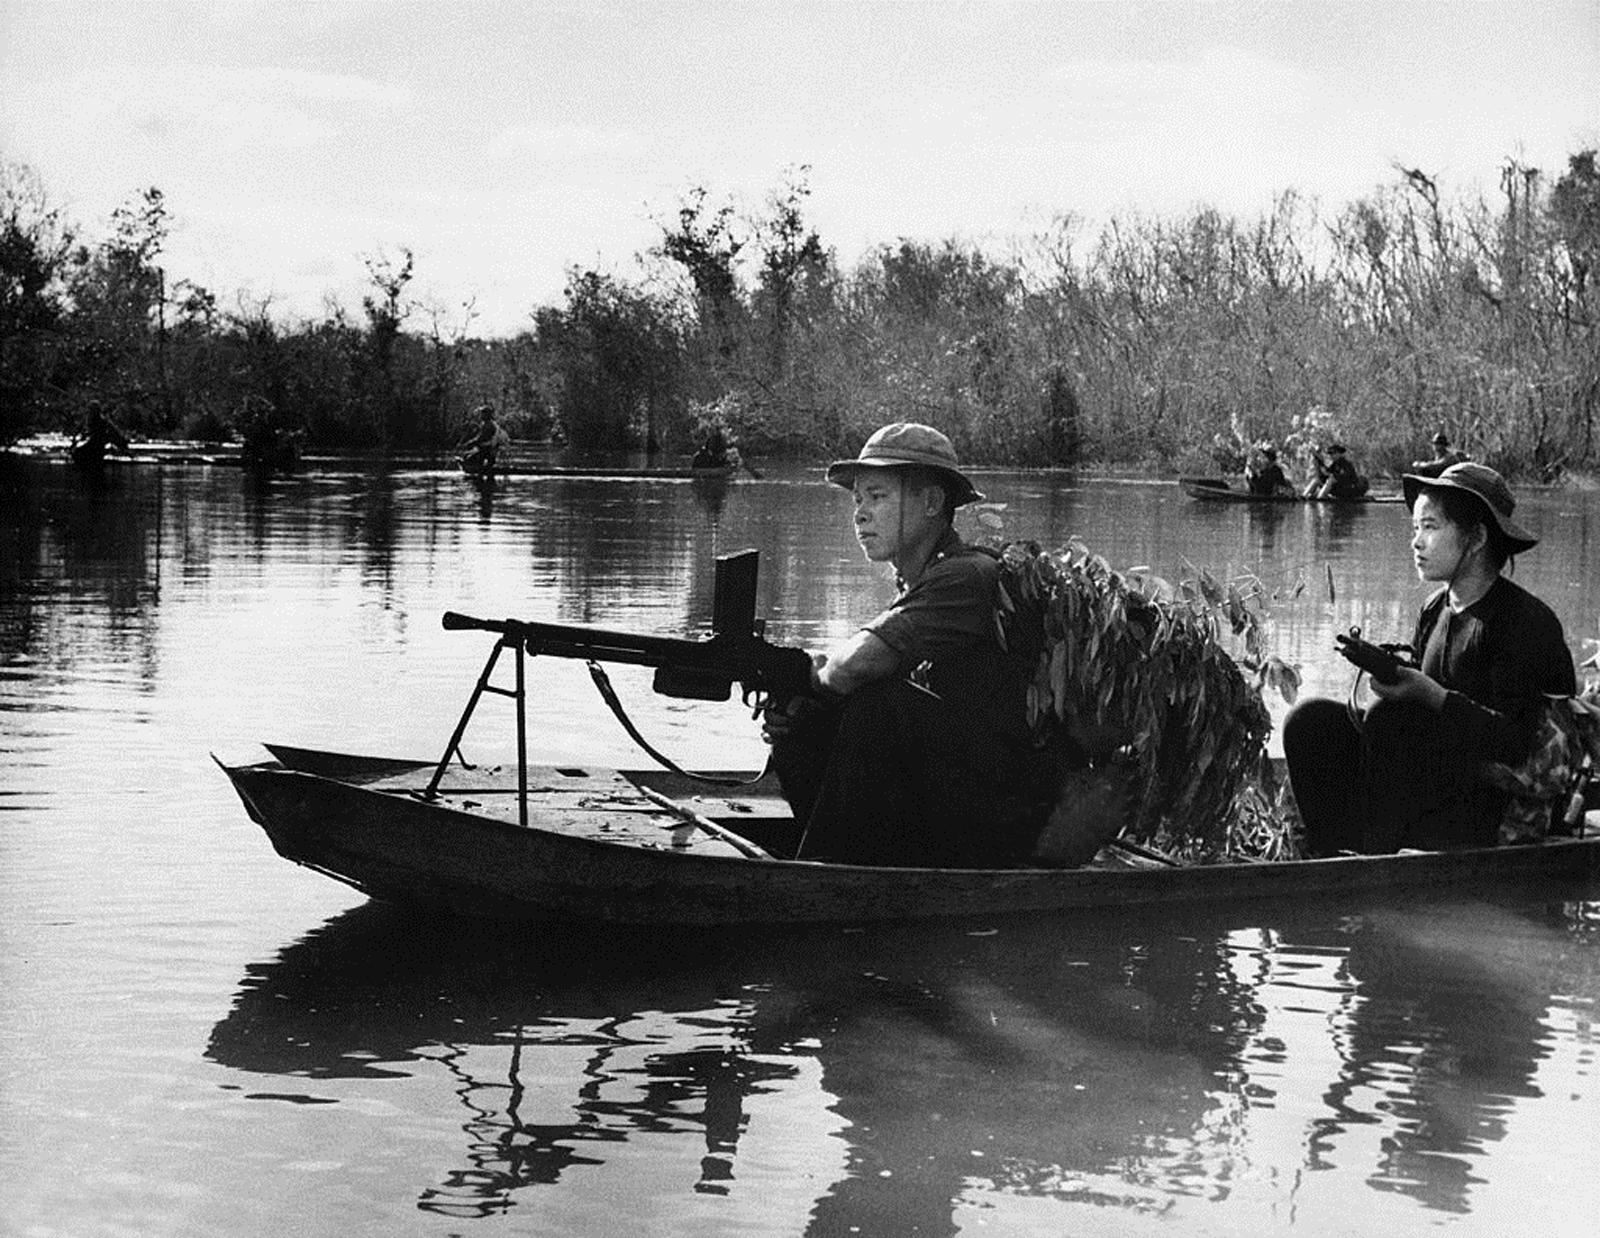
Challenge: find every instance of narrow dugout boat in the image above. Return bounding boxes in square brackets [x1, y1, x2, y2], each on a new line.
[214, 548, 1599, 926]
[214, 743, 1600, 926]
[1180, 477, 1402, 504]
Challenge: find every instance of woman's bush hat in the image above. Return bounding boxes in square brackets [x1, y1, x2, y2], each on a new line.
[826, 422, 984, 506]
[1401, 462, 1538, 552]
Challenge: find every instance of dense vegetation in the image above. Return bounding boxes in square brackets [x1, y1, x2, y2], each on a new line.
[997, 537, 1293, 861]
[4, 154, 1597, 478]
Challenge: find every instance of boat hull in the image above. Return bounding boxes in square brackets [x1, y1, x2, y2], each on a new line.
[217, 746, 1600, 926]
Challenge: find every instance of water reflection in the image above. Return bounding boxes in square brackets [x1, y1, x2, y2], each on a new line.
[1307, 900, 1582, 1215]
[1242, 499, 1292, 564]
[203, 894, 1598, 1231]
[203, 904, 1256, 1229]
[689, 472, 731, 523]
[0, 457, 162, 674]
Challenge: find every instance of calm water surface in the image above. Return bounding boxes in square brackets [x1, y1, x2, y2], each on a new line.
[3, 457, 1599, 1236]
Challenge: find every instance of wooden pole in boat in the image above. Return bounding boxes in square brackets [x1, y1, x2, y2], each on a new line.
[636, 785, 773, 859]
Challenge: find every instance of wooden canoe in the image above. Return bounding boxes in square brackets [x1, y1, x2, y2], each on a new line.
[1180, 477, 1403, 505]
[214, 743, 1600, 926]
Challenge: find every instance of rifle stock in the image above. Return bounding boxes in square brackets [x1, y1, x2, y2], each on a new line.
[441, 550, 812, 704]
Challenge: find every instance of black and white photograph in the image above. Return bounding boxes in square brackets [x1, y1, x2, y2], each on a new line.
[3, 3, 1599, 1235]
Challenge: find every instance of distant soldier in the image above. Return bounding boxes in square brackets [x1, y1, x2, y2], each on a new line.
[70, 400, 131, 469]
[1409, 430, 1470, 478]
[459, 404, 507, 476]
[1302, 444, 1332, 497]
[1244, 443, 1293, 496]
[691, 425, 733, 471]
[1313, 444, 1369, 499]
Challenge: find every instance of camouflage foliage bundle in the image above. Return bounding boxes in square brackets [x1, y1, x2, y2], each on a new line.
[996, 538, 1279, 856]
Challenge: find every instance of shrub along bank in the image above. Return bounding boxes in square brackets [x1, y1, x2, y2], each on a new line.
[4, 156, 1597, 481]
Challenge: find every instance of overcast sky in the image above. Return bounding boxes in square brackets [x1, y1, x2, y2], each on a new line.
[3, 1, 1596, 337]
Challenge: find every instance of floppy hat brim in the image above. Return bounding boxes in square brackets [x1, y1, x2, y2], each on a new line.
[1401, 472, 1538, 551]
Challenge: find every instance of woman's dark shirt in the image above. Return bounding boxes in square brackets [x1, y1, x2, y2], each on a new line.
[1413, 575, 1575, 765]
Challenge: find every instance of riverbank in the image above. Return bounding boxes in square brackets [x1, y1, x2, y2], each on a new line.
[9, 434, 1592, 492]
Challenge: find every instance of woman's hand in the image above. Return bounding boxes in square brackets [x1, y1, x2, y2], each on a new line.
[1368, 664, 1448, 710]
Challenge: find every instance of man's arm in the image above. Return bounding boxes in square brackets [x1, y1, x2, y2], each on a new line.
[759, 629, 898, 744]
[816, 629, 900, 697]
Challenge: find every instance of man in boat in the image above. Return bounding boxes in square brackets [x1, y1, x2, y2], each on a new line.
[70, 400, 131, 468]
[691, 424, 733, 471]
[237, 395, 304, 473]
[1244, 443, 1292, 496]
[459, 404, 506, 475]
[1311, 443, 1369, 499]
[762, 422, 1043, 867]
[1409, 430, 1470, 478]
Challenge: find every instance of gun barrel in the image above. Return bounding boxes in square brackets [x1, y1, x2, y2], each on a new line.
[523, 623, 719, 670]
[441, 610, 498, 632]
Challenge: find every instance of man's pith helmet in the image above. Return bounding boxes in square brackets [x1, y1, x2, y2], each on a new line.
[826, 422, 984, 506]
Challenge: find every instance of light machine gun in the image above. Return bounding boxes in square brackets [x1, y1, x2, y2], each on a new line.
[429, 550, 812, 820]
[442, 548, 811, 703]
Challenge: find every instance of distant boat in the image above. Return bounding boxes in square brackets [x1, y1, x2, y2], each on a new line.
[1180, 477, 1403, 505]
[461, 457, 736, 482]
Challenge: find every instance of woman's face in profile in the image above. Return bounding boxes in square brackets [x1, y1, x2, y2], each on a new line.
[1409, 492, 1473, 583]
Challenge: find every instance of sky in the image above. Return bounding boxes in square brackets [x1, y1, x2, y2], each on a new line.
[2, 0, 1596, 338]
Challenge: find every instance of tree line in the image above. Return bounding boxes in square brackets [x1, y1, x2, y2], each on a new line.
[3, 154, 1597, 478]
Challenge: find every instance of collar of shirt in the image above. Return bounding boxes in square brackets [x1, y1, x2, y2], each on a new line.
[894, 526, 965, 593]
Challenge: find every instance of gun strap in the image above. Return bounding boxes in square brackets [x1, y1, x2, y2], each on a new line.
[1345, 667, 1370, 732]
[585, 661, 772, 787]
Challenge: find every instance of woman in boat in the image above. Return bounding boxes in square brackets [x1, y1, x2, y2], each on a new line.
[761, 422, 1042, 868]
[1283, 462, 1575, 855]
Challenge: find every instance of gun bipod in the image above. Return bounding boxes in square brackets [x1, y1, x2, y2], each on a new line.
[425, 632, 530, 826]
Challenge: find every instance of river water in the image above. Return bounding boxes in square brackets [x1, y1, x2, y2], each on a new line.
[2, 455, 1598, 1236]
